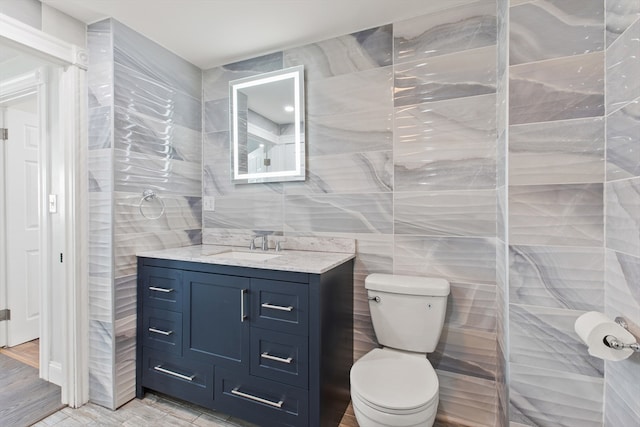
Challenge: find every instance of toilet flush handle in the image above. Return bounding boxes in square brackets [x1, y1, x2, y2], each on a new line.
[368, 296, 381, 303]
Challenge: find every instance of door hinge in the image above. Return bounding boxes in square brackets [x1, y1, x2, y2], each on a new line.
[0, 309, 10, 321]
[0, 128, 7, 140]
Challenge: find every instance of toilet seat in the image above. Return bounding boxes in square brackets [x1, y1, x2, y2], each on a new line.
[350, 348, 439, 413]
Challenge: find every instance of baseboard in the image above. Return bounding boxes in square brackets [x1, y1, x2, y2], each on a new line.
[48, 360, 63, 386]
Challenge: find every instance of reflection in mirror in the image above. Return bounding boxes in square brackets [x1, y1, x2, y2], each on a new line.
[230, 65, 305, 184]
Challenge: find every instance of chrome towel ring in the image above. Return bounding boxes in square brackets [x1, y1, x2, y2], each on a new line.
[139, 189, 165, 220]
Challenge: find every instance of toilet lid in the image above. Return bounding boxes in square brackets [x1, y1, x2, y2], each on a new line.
[350, 349, 438, 411]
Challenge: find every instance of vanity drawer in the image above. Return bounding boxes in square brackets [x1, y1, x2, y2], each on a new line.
[251, 279, 308, 335]
[251, 328, 308, 389]
[142, 307, 182, 355]
[141, 267, 182, 311]
[140, 348, 214, 408]
[215, 367, 308, 427]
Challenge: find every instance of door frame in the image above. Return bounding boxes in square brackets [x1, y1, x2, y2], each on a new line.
[0, 12, 88, 408]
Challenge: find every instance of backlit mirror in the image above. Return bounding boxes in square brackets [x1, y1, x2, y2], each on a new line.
[230, 65, 305, 184]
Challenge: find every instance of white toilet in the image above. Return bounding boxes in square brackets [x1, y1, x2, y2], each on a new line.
[350, 273, 450, 427]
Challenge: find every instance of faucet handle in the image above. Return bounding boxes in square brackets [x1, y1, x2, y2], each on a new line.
[261, 235, 268, 251]
[275, 241, 282, 252]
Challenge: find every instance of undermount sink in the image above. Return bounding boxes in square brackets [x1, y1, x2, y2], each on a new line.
[207, 250, 281, 262]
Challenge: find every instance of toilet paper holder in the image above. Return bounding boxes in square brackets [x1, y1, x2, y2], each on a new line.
[604, 317, 640, 352]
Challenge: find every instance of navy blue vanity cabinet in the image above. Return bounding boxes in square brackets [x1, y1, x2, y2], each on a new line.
[136, 256, 354, 427]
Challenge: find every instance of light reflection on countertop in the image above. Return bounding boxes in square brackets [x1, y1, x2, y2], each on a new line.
[137, 244, 355, 274]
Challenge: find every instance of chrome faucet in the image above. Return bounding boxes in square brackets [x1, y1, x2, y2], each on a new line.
[250, 235, 268, 251]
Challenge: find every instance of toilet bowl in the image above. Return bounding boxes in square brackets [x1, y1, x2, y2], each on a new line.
[350, 274, 450, 427]
[350, 348, 439, 427]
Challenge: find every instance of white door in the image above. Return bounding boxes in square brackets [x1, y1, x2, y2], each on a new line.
[4, 105, 40, 347]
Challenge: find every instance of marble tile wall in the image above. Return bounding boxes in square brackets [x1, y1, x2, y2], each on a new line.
[507, 0, 607, 426]
[87, 19, 202, 409]
[604, 3, 640, 425]
[202, 2, 499, 425]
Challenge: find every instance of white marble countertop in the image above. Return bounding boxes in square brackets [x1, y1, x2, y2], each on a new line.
[137, 244, 355, 274]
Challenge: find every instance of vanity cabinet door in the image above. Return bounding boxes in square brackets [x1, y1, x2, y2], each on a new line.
[183, 271, 250, 368]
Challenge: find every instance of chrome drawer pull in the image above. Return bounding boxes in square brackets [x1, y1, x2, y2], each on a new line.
[149, 286, 174, 293]
[148, 327, 173, 336]
[231, 388, 284, 408]
[153, 365, 195, 381]
[261, 352, 293, 364]
[241, 289, 248, 322]
[261, 303, 294, 312]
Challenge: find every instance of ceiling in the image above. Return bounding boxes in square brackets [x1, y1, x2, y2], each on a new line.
[40, 0, 448, 69]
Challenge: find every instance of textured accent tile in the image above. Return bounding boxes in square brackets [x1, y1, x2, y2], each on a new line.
[509, 0, 604, 65]
[606, 18, 640, 113]
[606, 178, 640, 257]
[509, 52, 604, 125]
[394, 190, 496, 237]
[510, 304, 604, 377]
[284, 25, 392, 80]
[509, 118, 605, 185]
[114, 275, 136, 321]
[394, 94, 497, 192]
[89, 149, 113, 193]
[89, 276, 112, 323]
[509, 245, 604, 311]
[87, 20, 113, 109]
[606, 0, 640, 46]
[89, 106, 112, 150]
[284, 151, 392, 195]
[204, 98, 229, 133]
[305, 67, 393, 156]
[509, 184, 604, 246]
[394, 1, 497, 64]
[394, 46, 496, 107]
[605, 356, 640, 423]
[432, 326, 497, 380]
[89, 192, 112, 278]
[606, 98, 640, 180]
[89, 320, 114, 409]
[394, 236, 497, 285]
[447, 282, 497, 333]
[509, 364, 603, 427]
[114, 192, 202, 234]
[284, 193, 393, 234]
[113, 20, 201, 100]
[437, 370, 497, 427]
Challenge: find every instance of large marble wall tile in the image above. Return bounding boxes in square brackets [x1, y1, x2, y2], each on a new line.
[203, 192, 284, 232]
[509, 184, 604, 247]
[203, 131, 233, 197]
[606, 0, 640, 46]
[394, 46, 496, 107]
[113, 149, 201, 197]
[606, 18, 640, 113]
[509, 363, 603, 427]
[89, 107, 112, 150]
[394, 1, 497, 64]
[605, 250, 640, 327]
[87, 20, 112, 109]
[112, 20, 201, 100]
[509, 245, 604, 311]
[509, 52, 604, 125]
[509, 118, 605, 185]
[431, 326, 497, 380]
[204, 99, 229, 133]
[284, 25, 392, 81]
[394, 236, 497, 285]
[114, 107, 201, 162]
[606, 178, 640, 256]
[301, 67, 393, 158]
[605, 355, 640, 423]
[510, 0, 604, 66]
[437, 370, 497, 426]
[606, 98, 640, 180]
[284, 151, 392, 195]
[203, 53, 284, 102]
[394, 93, 497, 192]
[284, 193, 392, 234]
[510, 304, 604, 377]
[394, 190, 496, 237]
[604, 383, 640, 426]
[114, 64, 201, 131]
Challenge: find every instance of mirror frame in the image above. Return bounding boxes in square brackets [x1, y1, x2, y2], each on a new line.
[229, 65, 305, 184]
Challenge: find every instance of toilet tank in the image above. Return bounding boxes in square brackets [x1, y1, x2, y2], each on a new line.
[366, 274, 450, 353]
